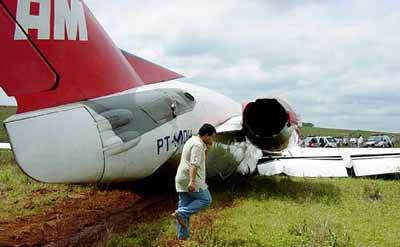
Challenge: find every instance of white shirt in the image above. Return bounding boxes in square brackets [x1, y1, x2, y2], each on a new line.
[175, 136, 208, 192]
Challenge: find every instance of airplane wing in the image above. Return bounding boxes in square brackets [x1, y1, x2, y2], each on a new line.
[258, 147, 400, 177]
[0, 143, 11, 150]
[215, 118, 400, 178]
[216, 115, 242, 133]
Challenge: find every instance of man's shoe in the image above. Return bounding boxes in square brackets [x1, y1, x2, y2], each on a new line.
[172, 211, 187, 229]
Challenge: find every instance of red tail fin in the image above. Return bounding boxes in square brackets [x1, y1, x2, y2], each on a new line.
[122, 50, 183, 84]
[0, 1, 57, 96]
[0, 1, 181, 113]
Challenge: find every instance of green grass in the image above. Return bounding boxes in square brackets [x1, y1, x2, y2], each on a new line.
[107, 176, 400, 246]
[0, 150, 90, 221]
[300, 126, 400, 139]
[0, 106, 16, 142]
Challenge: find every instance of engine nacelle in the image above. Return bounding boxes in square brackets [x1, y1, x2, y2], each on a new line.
[4, 104, 105, 183]
[242, 98, 300, 152]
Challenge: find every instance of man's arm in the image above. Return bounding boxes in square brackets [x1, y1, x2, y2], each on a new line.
[187, 144, 202, 192]
[188, 165, 197, 192]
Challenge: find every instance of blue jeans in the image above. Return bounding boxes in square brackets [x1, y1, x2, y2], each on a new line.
[176, 188, 212, 240]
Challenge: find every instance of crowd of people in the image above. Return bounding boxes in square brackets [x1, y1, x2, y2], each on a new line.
[301, 135, 397, 148]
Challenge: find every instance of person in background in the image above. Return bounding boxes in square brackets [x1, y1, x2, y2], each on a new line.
[173, 123, 216, 240]
[319, 138, 326, 147]
[357, 135, 364, 148]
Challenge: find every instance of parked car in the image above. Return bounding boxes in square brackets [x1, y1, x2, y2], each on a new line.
[304, 136, 337, 148]
[362, 135, 393, 148]
[303, 137, 318, 147]
[319, 136, 338, 148]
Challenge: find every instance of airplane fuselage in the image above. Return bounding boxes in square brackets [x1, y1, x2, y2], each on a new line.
[5, 81, 241, 183]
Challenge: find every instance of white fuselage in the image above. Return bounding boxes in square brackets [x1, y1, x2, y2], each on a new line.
[5, 81, 241, 183]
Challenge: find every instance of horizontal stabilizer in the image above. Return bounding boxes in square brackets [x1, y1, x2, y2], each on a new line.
[258, 147, 400, 177]
[122, 51, 183, 84]
[352, 155, 400, 176]
[258, 159, 348, 177]
[215, 115, 242, 133]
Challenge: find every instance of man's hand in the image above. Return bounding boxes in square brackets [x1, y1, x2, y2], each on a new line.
[187, 181, 196, 192]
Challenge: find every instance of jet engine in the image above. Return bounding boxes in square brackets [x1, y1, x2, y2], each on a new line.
[242, 98, 300, 152]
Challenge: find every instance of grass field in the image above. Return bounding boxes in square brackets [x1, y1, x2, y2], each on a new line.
[107, 176, 400, 246]
[2, 147, 400, 246]
[0, 106, 16, 142]
[299, 126, 398, 137]
[0, 150, 91, 221]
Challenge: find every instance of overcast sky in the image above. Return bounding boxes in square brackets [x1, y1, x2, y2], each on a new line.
[2, 0, 400, 132]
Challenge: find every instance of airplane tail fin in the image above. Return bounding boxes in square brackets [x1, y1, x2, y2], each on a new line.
[0, 0, 182, 113]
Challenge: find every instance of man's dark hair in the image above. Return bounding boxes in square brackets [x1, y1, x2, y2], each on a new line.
[199, 123, 216, 136]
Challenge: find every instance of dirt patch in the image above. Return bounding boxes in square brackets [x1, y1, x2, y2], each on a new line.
[0, 188, 160, 246]
[0, 176, 236, 247]
[0, 159, 181, 246]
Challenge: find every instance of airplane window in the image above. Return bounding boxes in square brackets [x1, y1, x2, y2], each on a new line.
[143, 89, 196, 124]
[184, 92, 195, 101]
[143, 97, 175, 124]
[164, 89, 196, 115]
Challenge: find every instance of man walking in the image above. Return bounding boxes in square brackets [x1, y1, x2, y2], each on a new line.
[173, 123, 216, 240]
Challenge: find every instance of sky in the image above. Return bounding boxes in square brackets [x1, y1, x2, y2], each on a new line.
[2, 0, 400, 132]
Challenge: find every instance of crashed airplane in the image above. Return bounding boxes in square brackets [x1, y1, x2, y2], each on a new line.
[1, 0, 400, 183]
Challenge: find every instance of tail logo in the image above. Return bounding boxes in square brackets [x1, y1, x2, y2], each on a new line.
[14, 0, 88, 41]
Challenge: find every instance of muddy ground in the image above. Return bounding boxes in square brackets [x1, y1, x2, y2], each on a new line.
[0, 178, 179, 246]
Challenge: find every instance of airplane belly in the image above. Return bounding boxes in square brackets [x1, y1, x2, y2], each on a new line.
[4, 105, 105, 183]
